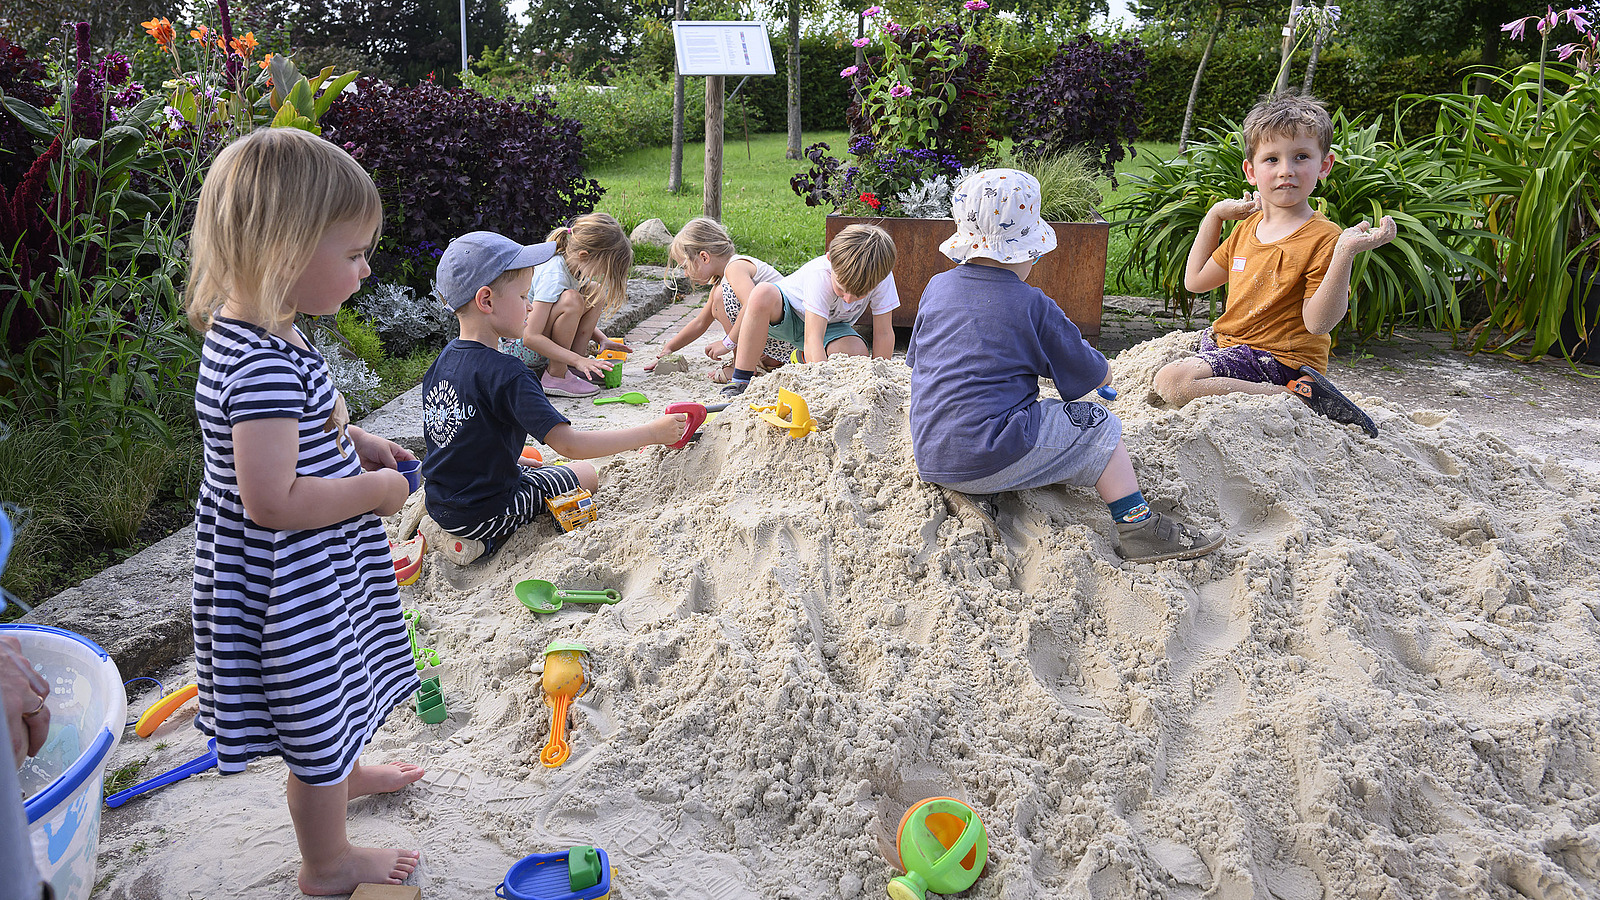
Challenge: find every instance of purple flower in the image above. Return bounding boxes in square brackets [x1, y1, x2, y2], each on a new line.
[840, 65, 860, 78]
[884, 21, 904, 35]
[852, 37, 871, 47]
[963, 0, 990, 9]
[863, 5, 883, 16]
[890, 83, 912, 97]
[1564, 6, 1592, 29]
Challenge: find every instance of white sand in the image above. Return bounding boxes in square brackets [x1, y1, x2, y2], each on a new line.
[95, 331, 1600, 899]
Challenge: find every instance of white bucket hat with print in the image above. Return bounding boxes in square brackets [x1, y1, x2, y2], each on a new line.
[940, 168, 1057, 265]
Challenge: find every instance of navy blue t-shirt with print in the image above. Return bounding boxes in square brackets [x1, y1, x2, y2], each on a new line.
[422, 339, 569, 530]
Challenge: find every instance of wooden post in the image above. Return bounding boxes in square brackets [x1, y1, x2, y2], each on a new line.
[703, 74, 724, 221]
[668, 0, 685, 192]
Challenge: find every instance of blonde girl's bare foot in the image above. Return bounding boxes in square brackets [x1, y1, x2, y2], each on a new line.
[347, 761, 425, 799]
[298, 846, 420, 896]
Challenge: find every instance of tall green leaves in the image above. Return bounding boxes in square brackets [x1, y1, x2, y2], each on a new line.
[1111, 112, 1492, 338]
[1426, 65, 1600, 359]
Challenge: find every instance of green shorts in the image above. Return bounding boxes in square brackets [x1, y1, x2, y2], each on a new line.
[769, 289, 863, 350]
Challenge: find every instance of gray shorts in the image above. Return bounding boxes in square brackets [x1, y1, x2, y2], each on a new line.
[937, 399, 1122, 493]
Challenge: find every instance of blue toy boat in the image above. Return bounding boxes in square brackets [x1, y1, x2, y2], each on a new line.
[496, 846, 611, 900]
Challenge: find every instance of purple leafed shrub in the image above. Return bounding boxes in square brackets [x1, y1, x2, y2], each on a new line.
[0, 36, 50, 187]
[322, 79, 603, 287]
[1006, 34, 1147, 178]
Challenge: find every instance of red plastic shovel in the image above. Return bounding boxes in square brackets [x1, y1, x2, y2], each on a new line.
[665, 401, 730, 448]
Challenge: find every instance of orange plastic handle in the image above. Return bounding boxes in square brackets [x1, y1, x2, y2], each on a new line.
[135, 683, 199, 738]
[540, 694, 572, 767]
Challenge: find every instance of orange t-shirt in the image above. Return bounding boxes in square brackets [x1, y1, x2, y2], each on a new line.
[1209, 210, 1342, 373]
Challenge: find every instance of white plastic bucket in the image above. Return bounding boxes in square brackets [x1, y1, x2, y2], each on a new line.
[2, 624, 126, 900]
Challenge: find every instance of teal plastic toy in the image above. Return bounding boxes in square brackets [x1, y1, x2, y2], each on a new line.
[886, 797, 988, 900]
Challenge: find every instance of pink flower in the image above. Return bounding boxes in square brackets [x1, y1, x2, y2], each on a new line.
[963, 0, 990, 9]
[852, 36, 871, 47]
[884, 21, 904, 34]
[889, 83, 912, 98]
[863, 5, 883, 16]
[1564, 6, 1591, 29]
[840, 65, 859, 78]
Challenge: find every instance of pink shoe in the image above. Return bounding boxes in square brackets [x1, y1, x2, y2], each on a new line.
[541, 370, 599, 398]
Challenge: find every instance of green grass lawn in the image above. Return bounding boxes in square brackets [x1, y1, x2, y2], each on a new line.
[590, 131, 849, 273]
[589, 133, 1182, 291]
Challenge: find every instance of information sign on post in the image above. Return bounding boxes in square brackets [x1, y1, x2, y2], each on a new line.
[672, 22, 774, 220]
[672, 22, 775, 77]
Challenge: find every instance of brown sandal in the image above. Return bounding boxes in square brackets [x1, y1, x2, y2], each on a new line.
[708, 362, 735, 384]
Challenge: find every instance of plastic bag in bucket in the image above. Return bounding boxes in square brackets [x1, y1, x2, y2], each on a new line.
[2, 622, 125, 900]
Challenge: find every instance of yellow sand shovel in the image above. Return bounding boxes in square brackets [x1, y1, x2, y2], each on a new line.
[750, 388, 818, 438]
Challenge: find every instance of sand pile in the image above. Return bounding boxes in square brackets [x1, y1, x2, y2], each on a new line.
[96, 335, 1600, 899]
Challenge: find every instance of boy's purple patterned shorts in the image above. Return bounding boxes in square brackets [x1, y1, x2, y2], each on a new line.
[1196, 328, 1300, 386]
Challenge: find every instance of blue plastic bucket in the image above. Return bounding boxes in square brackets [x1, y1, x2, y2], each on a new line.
[2, 624, 126, 900]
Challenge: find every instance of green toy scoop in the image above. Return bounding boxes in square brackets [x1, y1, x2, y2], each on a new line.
[592, 391, 648, 406]
[516, 579, 622, 614]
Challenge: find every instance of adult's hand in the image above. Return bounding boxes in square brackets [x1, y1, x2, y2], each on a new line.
[1, 635, 50, 767]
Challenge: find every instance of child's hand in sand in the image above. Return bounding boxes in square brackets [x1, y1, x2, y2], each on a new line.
[1338, 215, 1396, 253]
[1211, 191, 1261, 221]
[705, 339, 730, 360]
[600, 336, 633, 354]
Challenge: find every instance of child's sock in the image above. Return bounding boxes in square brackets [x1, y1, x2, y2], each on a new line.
[731, 367, 755, 385]
[1108, 491, 1151, 523]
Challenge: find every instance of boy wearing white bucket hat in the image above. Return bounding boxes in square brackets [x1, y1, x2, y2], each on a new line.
[907, 169, 1224, 563]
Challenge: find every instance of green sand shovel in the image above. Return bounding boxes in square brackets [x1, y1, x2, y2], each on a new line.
[516, 579, 622, 614]
[592, 391, 648, 406]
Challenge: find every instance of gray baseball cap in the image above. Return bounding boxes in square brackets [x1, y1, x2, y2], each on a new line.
[433, 231, 558, 310]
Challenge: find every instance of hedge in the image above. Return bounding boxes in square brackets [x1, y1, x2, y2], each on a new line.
[636, 33, 1510, 144]
[1132, 44, 1515, 140]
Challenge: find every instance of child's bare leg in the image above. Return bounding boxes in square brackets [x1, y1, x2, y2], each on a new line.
[346, 759, 426, 799]
[732, 285, 785, 372]
[825, 334, 868, 357]
[289, 772, 420, 896]
[1154, 358, 1285, 406]
[564, 460, 598, 494]
[1094, 440, 1139, 502]
[571, 301, 606, 355]
[540, 290, 588, 377]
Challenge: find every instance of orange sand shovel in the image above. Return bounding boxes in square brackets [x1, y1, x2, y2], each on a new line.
[540, 641, 589, 767]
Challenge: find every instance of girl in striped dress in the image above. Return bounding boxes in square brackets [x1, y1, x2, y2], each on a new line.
[186, 128, 424, 895]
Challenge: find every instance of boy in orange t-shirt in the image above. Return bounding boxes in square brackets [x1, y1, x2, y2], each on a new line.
[1154, 93, 1396, 436]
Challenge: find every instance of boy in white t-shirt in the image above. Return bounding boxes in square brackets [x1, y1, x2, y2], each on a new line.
[721, 224, 898, 396]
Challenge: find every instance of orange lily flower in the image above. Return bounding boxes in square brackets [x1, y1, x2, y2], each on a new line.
[142, 17, 175, 50]
[190, 25, 210, 43]
[260, 52, 275, 70]
[230, 31, 258, 59]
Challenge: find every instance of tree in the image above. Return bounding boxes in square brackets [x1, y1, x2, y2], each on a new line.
[1339, 0, 1547, 91]
[243, 0, 512, 85]
[1137, 0, 1282, 149]
[0, 0, 164, 54]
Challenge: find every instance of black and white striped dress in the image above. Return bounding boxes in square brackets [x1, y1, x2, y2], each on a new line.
[192, 318, 419, 785]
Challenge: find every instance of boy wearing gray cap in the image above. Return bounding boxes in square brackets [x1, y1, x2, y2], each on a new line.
[907, 170, 1223, 564]
[418, 231, 685, 564]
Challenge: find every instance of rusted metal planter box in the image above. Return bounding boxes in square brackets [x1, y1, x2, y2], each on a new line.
[824, 213, 1110, 345]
